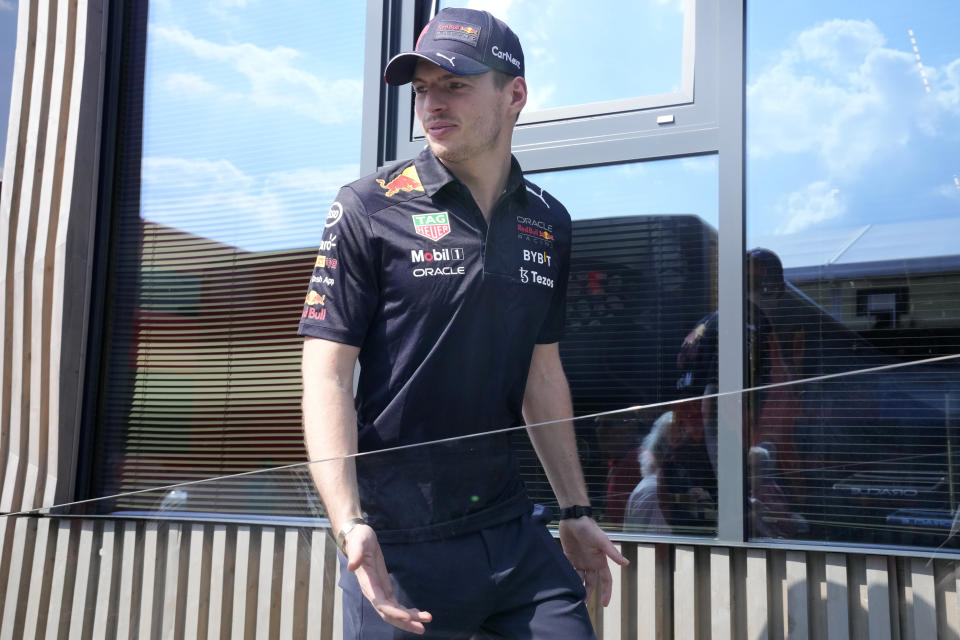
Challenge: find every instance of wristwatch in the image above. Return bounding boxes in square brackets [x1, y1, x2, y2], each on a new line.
[559, 505, 593, 520]
[335, 517, 369, 552]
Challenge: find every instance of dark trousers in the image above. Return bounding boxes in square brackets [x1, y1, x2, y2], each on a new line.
[338, 511, 595, 639]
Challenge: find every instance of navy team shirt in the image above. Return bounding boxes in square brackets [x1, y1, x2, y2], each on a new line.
[298, 148, 571, 543]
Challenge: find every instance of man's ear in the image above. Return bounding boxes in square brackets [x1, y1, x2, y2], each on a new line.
[509, 76, 527, 116]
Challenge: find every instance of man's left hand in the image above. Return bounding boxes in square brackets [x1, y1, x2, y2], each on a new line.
[558, 516, 629, 607]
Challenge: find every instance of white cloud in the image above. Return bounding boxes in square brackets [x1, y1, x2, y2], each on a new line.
[936, 181, 960, 200]
[748, 19, 960, 177]
[776, 181, 846, 234]
[163, 72, 217, 96]
[150, 25, 362, 124]
[141, 157, 359, 250]
[0, 0, 15, 12]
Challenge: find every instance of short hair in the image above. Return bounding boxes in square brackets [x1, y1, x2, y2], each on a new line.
[491, 70, 514, 90]
[491, 71, 521, 123]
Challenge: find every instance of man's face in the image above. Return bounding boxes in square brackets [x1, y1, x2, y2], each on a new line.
[411, 60, 519, 165]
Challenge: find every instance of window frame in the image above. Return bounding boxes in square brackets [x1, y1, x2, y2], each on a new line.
[387, 0, 719, 173]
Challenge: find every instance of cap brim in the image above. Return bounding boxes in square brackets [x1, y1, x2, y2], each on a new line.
[383, 51, 492, 85]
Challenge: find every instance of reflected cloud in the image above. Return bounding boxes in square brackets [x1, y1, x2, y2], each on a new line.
[141, 157, 359, 251]
[748, 19, 960, 176]
[150, 25, 362, 124]
[776, 180, 846, 235]
[163, 72, 217, 96]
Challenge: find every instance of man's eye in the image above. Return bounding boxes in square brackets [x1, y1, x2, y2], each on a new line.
[449, 83, 465, 90]
[413, 86, 426, 95]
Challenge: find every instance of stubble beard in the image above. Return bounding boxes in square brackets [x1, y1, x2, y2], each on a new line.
[429, 111, 505, 166]
[430, 120, 502, 164]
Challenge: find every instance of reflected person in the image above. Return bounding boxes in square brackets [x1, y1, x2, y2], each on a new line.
[299, 8, 626, 639]
[624, 411, 671, 533]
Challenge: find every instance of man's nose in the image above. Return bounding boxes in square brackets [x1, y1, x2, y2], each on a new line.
[422, 89, 447, 113]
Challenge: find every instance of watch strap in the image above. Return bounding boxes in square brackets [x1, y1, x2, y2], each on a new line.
[559, 505, 593, 520]
[335, 517, 369, 552]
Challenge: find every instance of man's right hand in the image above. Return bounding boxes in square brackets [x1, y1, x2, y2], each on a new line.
[342, 524, 433, 634]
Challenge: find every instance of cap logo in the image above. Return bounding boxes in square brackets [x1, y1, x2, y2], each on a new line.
[492, 45, 521, 70]
[436, 53, 456, 67]
[433, 21, 481, 47]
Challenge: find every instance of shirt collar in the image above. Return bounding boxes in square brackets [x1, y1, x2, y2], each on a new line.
[414, 147, 528, 203]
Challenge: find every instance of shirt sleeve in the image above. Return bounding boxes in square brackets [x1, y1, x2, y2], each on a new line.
[535, 213, 572, 344]
[297, 186, 379, 346]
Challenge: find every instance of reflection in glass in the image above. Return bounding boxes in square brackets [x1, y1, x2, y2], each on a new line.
[515, 158, 718, 535]
[440, 0, 687, 111]
[92, 1, 366, 513]
[747, 2, 960, 548]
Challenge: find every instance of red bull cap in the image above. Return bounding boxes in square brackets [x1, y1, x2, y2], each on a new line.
[384, 8, 524, 85]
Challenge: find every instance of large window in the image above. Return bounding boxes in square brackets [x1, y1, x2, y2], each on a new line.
[746, 1, 960, 547]
[518, 157, 719, 534]
[91, 0, 367, 515]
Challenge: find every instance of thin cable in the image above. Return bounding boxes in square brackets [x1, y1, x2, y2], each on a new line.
[5, 351, 959, 519]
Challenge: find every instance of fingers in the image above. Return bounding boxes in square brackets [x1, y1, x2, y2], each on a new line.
[599, 566, 614, 607]
[368, 599, 433, 634]
[352, 552, 433, 634]
[602, 539, 630, 566]
[582, 567, 597, 603]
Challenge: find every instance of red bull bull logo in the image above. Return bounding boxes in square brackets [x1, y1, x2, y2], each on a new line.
[376, 166, 425, 197]
[305, 291, 326, 307]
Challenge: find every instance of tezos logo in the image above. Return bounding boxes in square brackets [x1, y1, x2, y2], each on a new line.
[519, 266, 554, 289]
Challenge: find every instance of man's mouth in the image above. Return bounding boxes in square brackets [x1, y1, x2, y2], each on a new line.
[425, 121, 456, 137]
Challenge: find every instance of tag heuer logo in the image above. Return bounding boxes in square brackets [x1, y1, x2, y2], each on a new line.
[412, 212, 451, 242]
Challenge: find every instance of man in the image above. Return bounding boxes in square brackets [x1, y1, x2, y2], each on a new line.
[300, 8, 627, 638]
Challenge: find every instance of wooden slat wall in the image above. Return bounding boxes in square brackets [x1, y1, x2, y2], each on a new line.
[1, 522, 957, 639]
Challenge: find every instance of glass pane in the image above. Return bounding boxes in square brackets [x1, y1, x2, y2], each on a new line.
[746, 1, 960, 547]
[439, 0, 688, 111]
[93, 1, 366, 514]
[524, 157, 718, 534]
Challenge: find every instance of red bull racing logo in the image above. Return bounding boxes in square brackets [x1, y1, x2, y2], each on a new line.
[412, 212, 452, 242]
[435, 22, 481, 45]
[376, 166, 425, 197]
[302, 291, 327, 321]
[516, 216, 554, 246]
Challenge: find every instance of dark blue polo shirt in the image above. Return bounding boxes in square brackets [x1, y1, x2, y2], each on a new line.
[298, 148, 571, 543]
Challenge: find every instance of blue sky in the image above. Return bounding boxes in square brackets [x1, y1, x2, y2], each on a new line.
[3, 1, 957, 260]
[746, 1, 960, 246]
[0, 0, 17, 173]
